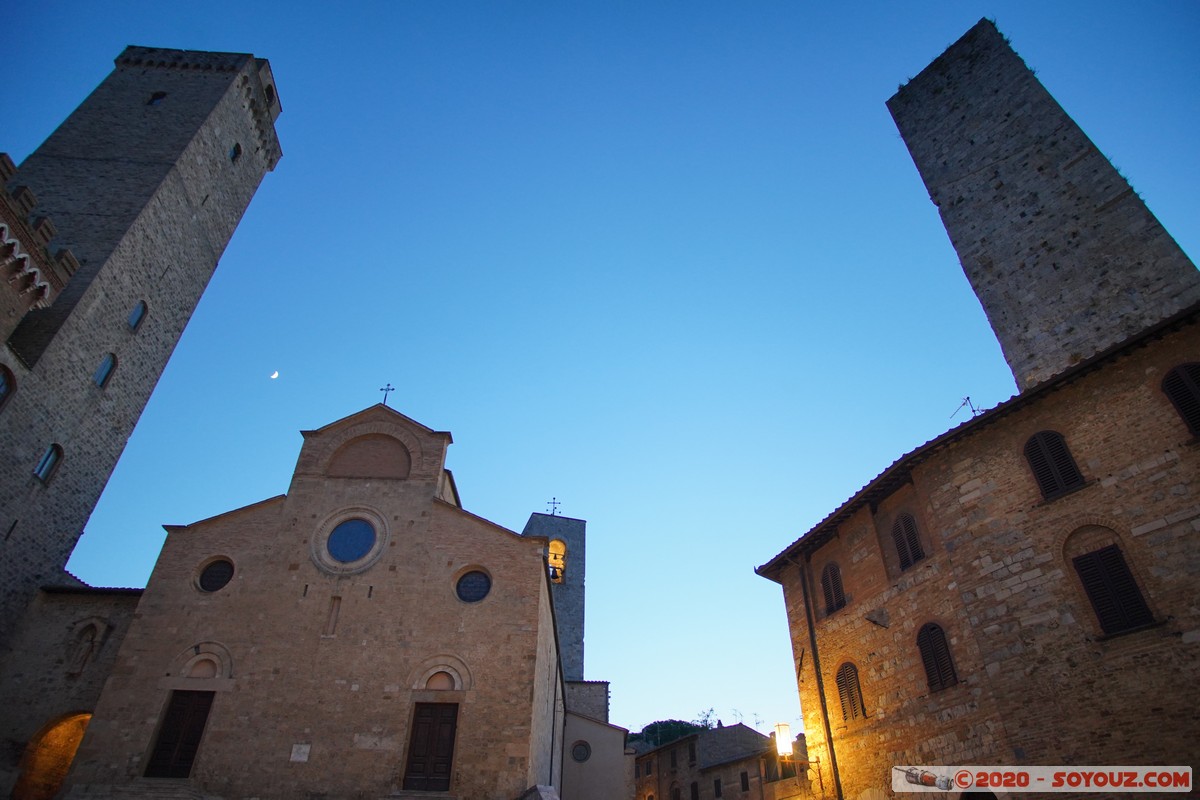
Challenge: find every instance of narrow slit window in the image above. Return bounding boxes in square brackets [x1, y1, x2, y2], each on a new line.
[147, 91, 167, 106]
[128, 300, 148, 331]
[0, 365, 14, 410]
[34, 444, 63, 483]
[229, 143, 242, 162]
[93, 353, 117, 388]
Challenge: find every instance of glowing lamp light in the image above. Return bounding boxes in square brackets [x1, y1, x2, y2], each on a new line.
[774, 723, 793, 757]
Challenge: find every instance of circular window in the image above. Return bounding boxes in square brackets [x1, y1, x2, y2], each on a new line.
[327, 518, 376, 563]
[571, 741, 591, 763]
[198, 559, 234, 592]
[456, 570, 492, 603]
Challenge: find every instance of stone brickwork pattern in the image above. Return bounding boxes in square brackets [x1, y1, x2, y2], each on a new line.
[767, 323, 1200, 800]
[62, 406, 566, 800]
[887, 20, 1200, 391]
[0, 46, 281, 644]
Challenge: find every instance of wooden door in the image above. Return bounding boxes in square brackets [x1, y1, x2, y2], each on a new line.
[403, 703, 458, 791]
[144, 690, 215, 778]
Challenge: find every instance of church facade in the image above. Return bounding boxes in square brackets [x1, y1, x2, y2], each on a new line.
[57, 404, 625, 799]
[757, 20, 1200, 800]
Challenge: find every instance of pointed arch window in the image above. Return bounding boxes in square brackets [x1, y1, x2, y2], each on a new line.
[1072, 544, 1154, 636]
[821, 563, 846, 615]
[128, 300, 148, 331]
[1162, 364, 1200, 436]
[1024, 430, 1085, 500]
[34, 444, 63, 484]
[834, 662, 865, 722]
[891, 513, 925, 571]
[917, 623, 958, 692]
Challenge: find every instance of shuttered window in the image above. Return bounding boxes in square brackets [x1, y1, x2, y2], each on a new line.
[891, 513, 925, 571]
[821, 563, 846, 614]
[1162, 364, 1200, 436]
[1024, 431, 1085, 500]
[835, 663, 865, 722]
[917, 623, 958, 692]
[1072, 544, 1154, 635]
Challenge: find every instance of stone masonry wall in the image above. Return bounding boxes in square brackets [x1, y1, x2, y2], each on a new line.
[0, 588, 140, 796]
[887, 20, 1200, 392]
[0, 47, 281, 644]
[779, 323, 1200, 800]
[65, 408, 558, 800]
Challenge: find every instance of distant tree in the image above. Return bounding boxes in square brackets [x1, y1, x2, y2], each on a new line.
[629, 719, 706, 748]
[693, 708, 717, 729]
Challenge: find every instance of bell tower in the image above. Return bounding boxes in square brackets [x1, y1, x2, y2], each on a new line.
[0, 47, 282, 642]
[522, 512, 586, 681]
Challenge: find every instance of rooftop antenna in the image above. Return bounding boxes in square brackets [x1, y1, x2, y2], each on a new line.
[950, 395, 981, 420]
[379, 382, 395, 406]
[546, 497, 561, 516]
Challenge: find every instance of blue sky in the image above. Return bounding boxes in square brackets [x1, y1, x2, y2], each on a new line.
[9, 1, 1198, 735]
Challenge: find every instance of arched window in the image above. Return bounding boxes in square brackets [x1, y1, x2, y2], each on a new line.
[34, 444, 63, 484]
[1024, 430, 1085, 500]
[1162, 364, 1200, 436]
[548, 539, 566, 583]
[128, 300, 148, 331]
[0, 364, 14, 410]
[821, 563, 846, 615]
[891, 513, 925, 571]
[834, 662, 865, 722]
[1072, 544, 1154, 635]
[916, 623, 958, 692]
[93, 353, 117, 388]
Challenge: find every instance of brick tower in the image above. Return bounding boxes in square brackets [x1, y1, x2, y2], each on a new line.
[887, 20, 1200, 391]
[522, 512, 586, 681]
[0, 47, 282, 643]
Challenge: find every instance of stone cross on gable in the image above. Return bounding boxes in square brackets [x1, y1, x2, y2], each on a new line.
[546, 497, 561, 516]
[379, 383, 395, 406]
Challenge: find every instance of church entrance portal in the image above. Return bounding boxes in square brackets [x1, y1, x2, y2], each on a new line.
[144, 690, 215, 778]
[403, 703, 459, 791]
[12, 713, 92, 800]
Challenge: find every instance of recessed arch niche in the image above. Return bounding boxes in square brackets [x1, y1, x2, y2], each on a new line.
[327, 433, 411, 479]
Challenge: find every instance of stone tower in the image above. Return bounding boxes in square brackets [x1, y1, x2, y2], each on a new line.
[522, 512, 585, 681]
[0, 46, 282, 643]
[887, 19, 1200, 392]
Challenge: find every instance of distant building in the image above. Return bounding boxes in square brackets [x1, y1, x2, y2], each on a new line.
[633, 723, 812, 800]
[758, 20, 1200, 800]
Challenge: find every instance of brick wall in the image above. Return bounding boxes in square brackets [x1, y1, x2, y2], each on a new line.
[773, 323, 1200, 799]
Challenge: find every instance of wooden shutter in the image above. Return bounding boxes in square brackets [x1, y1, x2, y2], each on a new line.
[1025, 431, 1085, 500]
[917, 623, 958, 692]
[403, 703, 459, 791]
[821, 563, 846, 614]
[835, 663, 864, 721]
[1162, 364, 1200, 435]
[892, 514, 925, 571]
[144, 690, 215, 778]
[1072, 545, 1154, 635]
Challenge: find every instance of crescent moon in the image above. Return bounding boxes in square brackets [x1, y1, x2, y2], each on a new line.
[270, 371, 279, 379]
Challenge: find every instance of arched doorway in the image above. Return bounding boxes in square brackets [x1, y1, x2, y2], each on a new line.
[12, 713, 92, 800]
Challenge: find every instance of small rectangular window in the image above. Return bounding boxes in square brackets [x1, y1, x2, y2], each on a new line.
[34, 444, 62, 483]
[688, 740, 696, 763]
[740, 771, 749, 791]
[714, 778, 723, 797]
[690, 782, 699, 800]
[671, 749, 677, 768]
